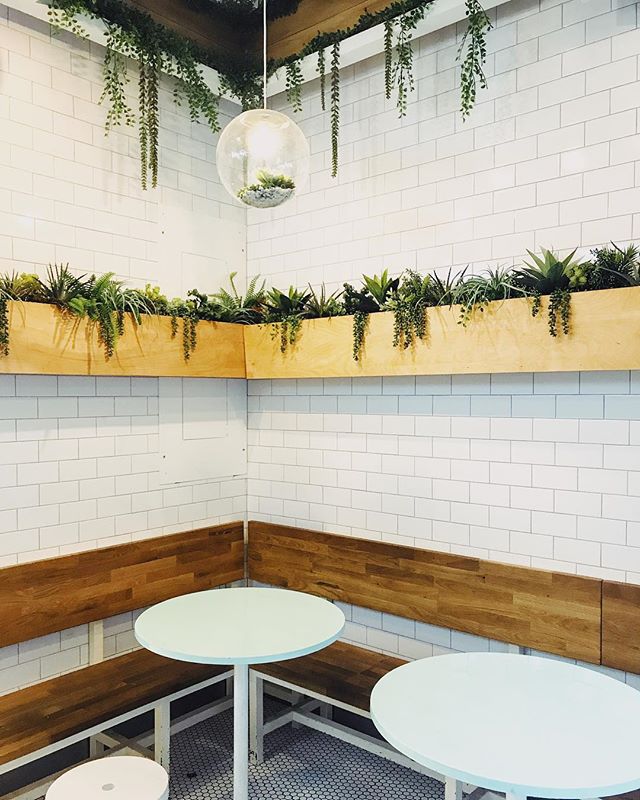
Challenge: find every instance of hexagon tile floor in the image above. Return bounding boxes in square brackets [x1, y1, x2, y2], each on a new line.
[170, 706, 444, 800]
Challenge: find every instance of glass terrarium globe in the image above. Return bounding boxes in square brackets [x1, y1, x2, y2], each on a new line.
[216, 109, 310, 209]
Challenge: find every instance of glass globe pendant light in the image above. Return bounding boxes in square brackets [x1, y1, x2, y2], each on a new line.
[215, 0, 310, 209]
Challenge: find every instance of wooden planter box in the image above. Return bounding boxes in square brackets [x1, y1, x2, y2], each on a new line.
[1, 302, 246, 378]
[244, 287, 640, 379]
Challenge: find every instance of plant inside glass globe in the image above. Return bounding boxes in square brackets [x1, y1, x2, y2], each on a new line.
[237, 169, 296, 208]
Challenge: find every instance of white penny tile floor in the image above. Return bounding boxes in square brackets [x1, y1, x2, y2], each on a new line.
[170, 706, 444, 800]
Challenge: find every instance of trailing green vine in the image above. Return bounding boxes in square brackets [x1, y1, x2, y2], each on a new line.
[330, 42, 341, 178]
[318, 48, 326, 111]
[458, 0, 492, 119]
[286, 60, 304, 112]
[48, 0, 220, 190]
[0, 299, 8, 358]
[384, 20, 394, 100]
[392, 7, 426, 116]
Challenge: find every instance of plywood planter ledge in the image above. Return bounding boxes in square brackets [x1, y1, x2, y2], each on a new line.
[1, 302, 246, 378]
[243, 287, 640, 379]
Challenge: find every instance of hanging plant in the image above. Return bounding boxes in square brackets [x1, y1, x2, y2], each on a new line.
[330, 41, 341, 178]
[0, 297, 9, 357]
[383, 19, 394, 100]
[47, 0, 220, 190]
[391, 6, 426, 116]
[317, 48, 326, 111]
[388, 270, 432, 348]
[342, 283, 379, 361]
[285, 60, 304, 112]
[458, 0, 492, 119]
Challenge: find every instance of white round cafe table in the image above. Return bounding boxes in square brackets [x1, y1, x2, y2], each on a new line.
[135, 587, 345, 800]
[46, 756, 169, 800]
[371, 652, 640, 800]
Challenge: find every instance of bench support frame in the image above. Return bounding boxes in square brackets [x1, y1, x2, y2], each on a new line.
[249, 668, 449, 784]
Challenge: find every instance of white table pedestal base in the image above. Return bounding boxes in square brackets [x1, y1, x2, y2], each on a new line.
[234, 663, 249, 800]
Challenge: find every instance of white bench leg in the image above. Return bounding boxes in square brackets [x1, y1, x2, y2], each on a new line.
[445, 777, 462, 800]
[249, 671, 264, 765]
[154, 700, 171, 772]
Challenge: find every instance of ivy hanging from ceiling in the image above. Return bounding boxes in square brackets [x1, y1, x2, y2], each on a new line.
[278, 0, 492, 173]
[46, 0, 491, 188]
[48, 0, 222, 189]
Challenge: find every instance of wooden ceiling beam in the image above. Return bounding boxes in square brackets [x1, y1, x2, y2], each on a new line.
[267, 0, 393, 62]
[126, 0, 258, 60]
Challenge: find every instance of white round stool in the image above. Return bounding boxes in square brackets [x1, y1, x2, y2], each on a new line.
[45, 756, 169, 800]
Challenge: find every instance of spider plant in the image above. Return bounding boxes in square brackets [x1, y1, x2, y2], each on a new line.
[209, 272, 266, 325]
[514, 248, 582, 336]
[306, 283, 344, 319]
[0, 272, 41, 301]
[453, 267, 527, 327]
[263, 286, 311, 353]
[587, 242, 639, 290]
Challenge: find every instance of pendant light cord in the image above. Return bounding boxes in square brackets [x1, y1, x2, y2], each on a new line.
[263, 0, 268, 109]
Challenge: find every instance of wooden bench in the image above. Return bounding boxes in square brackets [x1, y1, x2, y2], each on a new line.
[0, 521, 244, 796]
[247, 520, 604, 778]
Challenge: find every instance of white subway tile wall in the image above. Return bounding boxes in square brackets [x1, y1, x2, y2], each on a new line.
[0, 375, 245, 570]
[0, 4, 244, 294]
[248, 374, 640, 583]
[247, 0, 640, 288]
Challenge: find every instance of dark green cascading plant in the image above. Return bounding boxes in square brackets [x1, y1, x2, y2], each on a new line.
[48, 0, 221, 190]
[280, 0, 492, 169]
[47, 0, 491, 186]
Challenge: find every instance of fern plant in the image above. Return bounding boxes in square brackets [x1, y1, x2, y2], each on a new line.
[515, 249, 582, 337]
[264, 286, 311, 353]
[209, 272, 266, 325]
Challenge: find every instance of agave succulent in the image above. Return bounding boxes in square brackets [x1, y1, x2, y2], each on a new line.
[306, 284, 344, 318]
[515, 248, 582, 337]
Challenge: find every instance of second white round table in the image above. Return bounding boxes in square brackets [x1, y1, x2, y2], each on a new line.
[135, 587, 345, 800]
[371, 652, 640, 800]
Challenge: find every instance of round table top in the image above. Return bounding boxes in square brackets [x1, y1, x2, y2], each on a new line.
[46, 756, 168, 800]
[370, 652, 640, 799]
[135, 587, 345, 665]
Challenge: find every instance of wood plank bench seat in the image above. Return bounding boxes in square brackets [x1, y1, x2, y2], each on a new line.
[253, 640, 406, 713]
[0, 520, 244, 793]
[0, 650, 229, 770]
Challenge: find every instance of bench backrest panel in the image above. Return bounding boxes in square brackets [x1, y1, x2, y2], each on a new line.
[602, 580, 640, 672]
[0, 522, 244, 648]
[248, 521, 602, 664]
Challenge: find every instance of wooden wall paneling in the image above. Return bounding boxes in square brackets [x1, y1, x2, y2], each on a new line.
[602, 580, 640, 673]
[248, 521, 603, 663]
[126, 0, 255, 58]
[0, 522, 244, 648]
[243, 287, 640, 379]
[267, 0, 392, 61]
[1, 302, 246, 378]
